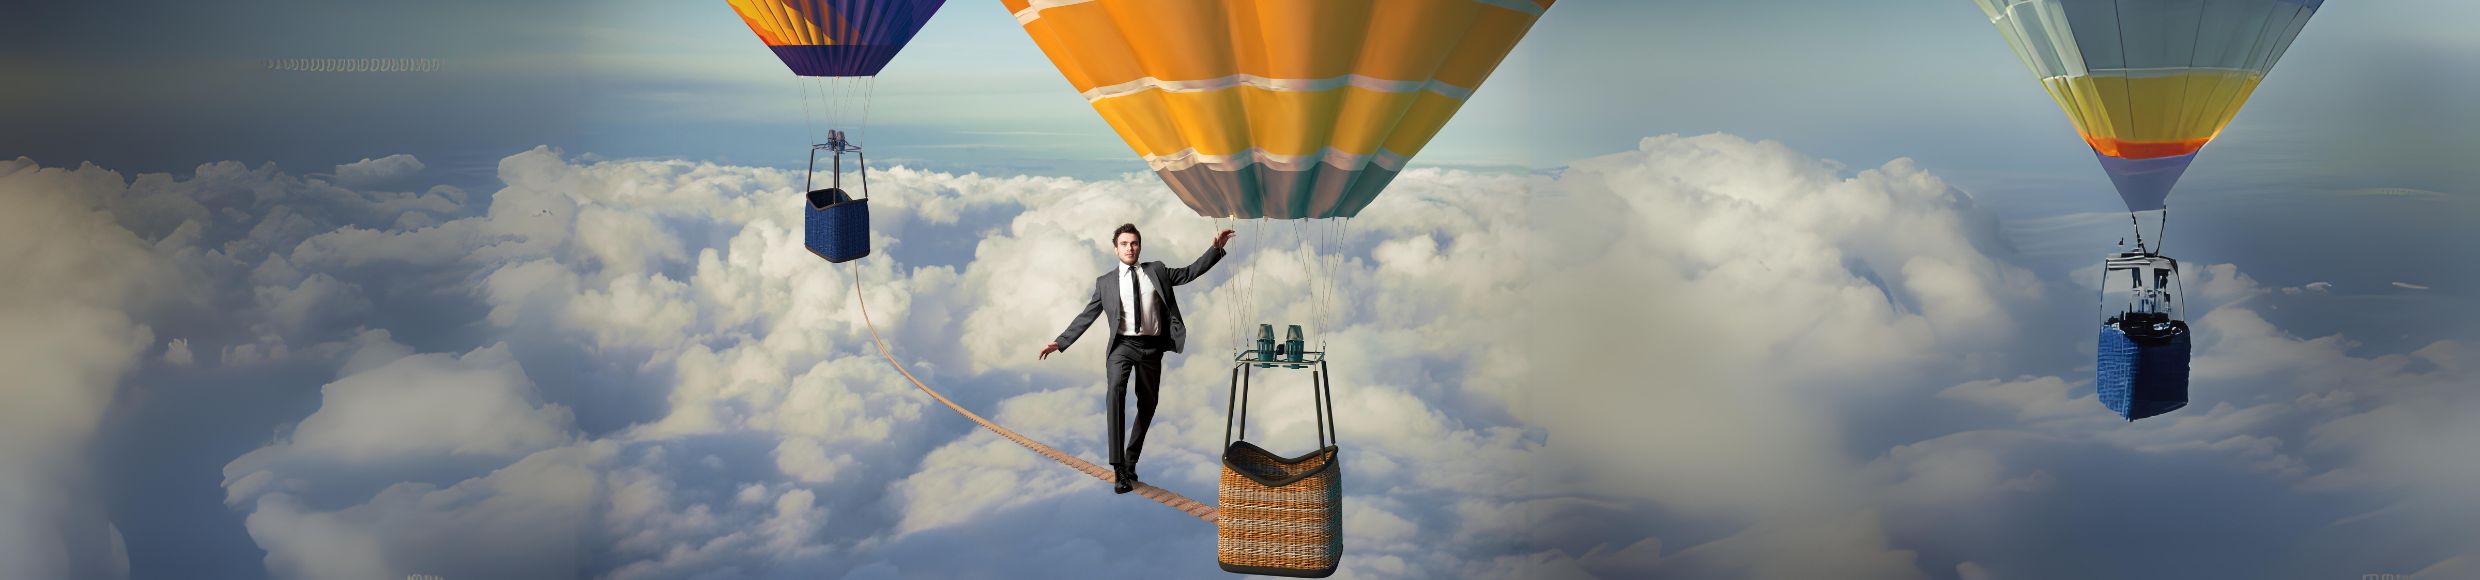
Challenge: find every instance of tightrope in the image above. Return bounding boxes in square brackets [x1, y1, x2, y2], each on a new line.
[849, 268, 1218, 522]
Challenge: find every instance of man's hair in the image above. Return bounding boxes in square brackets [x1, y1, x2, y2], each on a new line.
[1112, 223, 1141, 245]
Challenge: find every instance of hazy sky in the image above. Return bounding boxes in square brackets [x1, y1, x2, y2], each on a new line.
[9, 1, 2474, 183]
[5, 2, 2476, 579]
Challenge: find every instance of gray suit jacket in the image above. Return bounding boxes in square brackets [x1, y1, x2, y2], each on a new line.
[1054, 246, 1226, 354]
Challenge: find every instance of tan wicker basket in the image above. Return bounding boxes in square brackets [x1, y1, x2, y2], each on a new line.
[1217, 358, 1342, 577]
[1218, 442, 1341, 576]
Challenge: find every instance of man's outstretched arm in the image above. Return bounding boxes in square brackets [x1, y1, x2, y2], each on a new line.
[1164, 229, 1236, 286]
[1040, 282, 1105, 359]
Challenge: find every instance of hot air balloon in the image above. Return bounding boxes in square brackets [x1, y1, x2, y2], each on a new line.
[1970, 0, 2323, 420]
[1006, 0, 1552, 575]
[1007, 0, 1549, 220]
[727, 0, 947, 263]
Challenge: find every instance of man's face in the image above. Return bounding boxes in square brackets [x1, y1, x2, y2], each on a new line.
[1114, 232, 1141, 265]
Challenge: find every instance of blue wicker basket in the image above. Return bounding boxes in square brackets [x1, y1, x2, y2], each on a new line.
[2096, 319, 2192, 421]
[804, 187, 870, 263]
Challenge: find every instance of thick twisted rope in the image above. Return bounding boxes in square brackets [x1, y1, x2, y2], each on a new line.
[849, 268, 1218, 523]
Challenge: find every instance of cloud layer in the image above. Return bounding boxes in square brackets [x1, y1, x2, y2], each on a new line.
[6, 131, 2470, 579]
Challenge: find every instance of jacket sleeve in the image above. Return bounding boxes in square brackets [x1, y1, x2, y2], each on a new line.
[1162, 246, 1226, 287]
[1053, 276, 1106, 351]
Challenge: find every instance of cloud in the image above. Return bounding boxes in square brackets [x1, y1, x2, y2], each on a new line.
[1939, 375, 2094, 423]
[2281, 281, 2334, 296]
[1533, 133, 2034, 533]
[1645, 511, 1928, 580]
[163, 338, 195, 367]
[2393, 281, 2431, 290]
[214, 332, 594, 579]
[0, 156, 187, 579]
[330, 154, 426, 187]
[240, 443, 609, 580]
[222, 342, 574, 482]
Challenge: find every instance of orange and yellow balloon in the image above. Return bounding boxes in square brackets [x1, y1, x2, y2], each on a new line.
[1005, 0, 1554, 219]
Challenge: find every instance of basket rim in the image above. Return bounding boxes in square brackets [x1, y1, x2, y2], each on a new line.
[1222, 441, 1339, 487]
[806, 188, 868, 211]
[1217, 560, 1339, 578]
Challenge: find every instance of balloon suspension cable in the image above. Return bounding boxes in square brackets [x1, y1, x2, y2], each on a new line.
[1325, 218, 1349, 351]
[1213, 216, 1231, 355]
[798, 77, 817, 158]
[798, 76, 879, 197]
[1240, 219, 1253, 356]
[861, 77, 878, 157]
[1249, 219, 1264, 353]
[2156, 208, 2170, 254]
[1309, 221, 1321, 346]
[1221, 216, 1246, 357]
[1313, 219, 1330, 350]
[2126, 207, 2171, 255]
[2128, 211, 2146, 254]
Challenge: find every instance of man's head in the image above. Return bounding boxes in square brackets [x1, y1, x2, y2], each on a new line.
[1112, 223, 1141, 265]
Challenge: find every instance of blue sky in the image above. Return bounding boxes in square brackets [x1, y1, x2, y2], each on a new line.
[4, 2, 2476, 579]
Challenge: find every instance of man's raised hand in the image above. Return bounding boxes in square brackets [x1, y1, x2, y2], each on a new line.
[1211, 228, 1236, 249]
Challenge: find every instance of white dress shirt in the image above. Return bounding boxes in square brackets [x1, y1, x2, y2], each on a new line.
[1118, 263, 1161, 336]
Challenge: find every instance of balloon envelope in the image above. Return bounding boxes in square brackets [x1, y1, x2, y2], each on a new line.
[1971, 0, 2322, 211]
[728, 0, 947, 77]
[1006, 0, 1554, 219]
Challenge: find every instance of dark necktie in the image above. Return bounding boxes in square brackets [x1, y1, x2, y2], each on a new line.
[1124, 265, 1138, 335]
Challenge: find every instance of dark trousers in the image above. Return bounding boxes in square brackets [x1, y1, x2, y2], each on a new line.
[1107, 334, 1170, 468]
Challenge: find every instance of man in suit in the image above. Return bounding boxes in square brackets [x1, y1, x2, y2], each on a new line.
[1040, 223, 1236, 493]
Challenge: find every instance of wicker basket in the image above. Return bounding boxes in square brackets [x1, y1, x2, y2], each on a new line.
[1217, 358, 1342, 577]
[2097, 317, 2191, 421]
[1218, 442, 1340, 577]
[803, 187, 870, 263]
[800, 132, 872, 264]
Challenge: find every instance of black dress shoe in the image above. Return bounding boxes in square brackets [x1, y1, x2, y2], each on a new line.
[1112, 463, 1134, 494]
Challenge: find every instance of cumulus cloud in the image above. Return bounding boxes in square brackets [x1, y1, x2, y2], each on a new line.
[330, 154, 426, 187]
[223, 342, 574, 477]
[216, 332, 592, 579]
[0, 156, 186, 579]
[241, 443, 608, 580]
[163, 338, 195, 367]
[1526, 134, 2049, 576]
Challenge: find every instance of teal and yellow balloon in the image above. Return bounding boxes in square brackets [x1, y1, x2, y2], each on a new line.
[1970, 0, 2323, 212]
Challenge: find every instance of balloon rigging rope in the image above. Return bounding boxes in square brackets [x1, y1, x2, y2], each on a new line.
[1334, 218, 1347, 350]
[862, 77, 878, 152]
[2157, 208, 2170, 253]
[846, 266, 1220, 522]
[1217, 216, 1241, 356]
[1319, 219, 1333, 348]
[1250, 219, 1265, 351]
[798, 76, 817, 153]
[1323, 218, 1347, 350]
